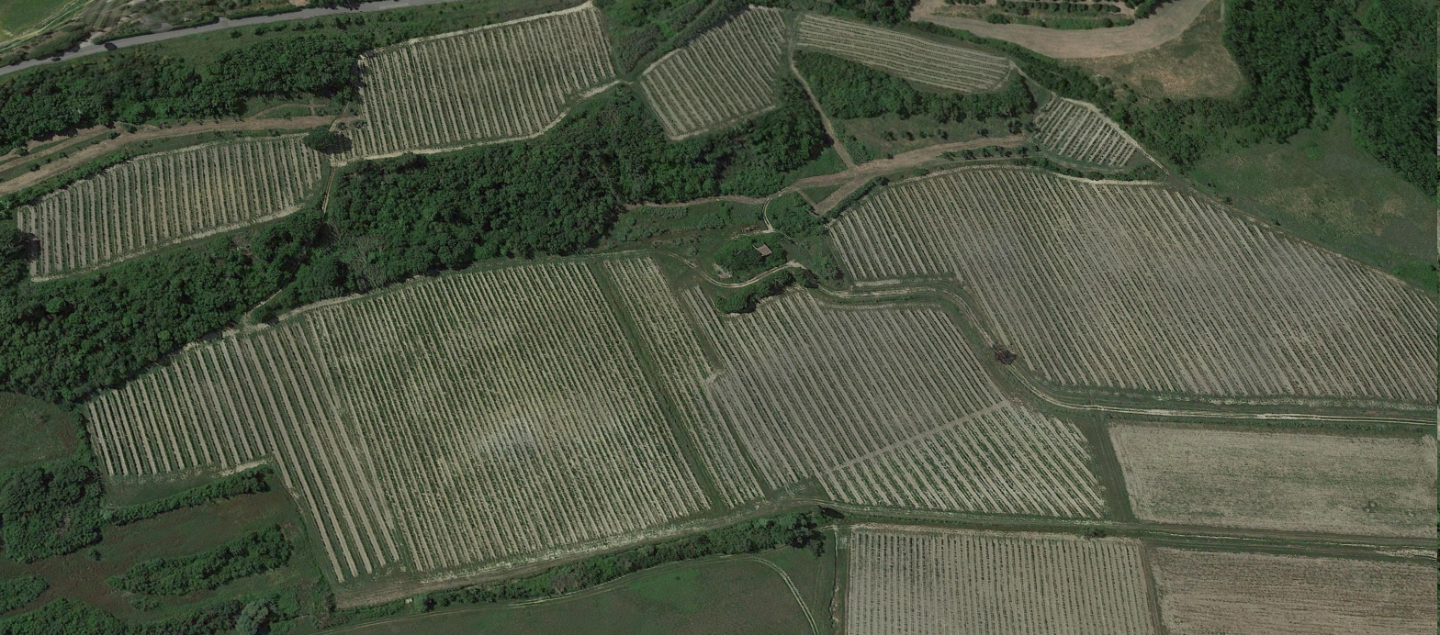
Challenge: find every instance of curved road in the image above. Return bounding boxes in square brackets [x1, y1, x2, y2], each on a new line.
[911, 0, 1213, 59]
[0, 0, 473, 79]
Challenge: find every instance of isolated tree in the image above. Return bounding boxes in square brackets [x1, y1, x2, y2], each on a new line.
[302, 128, 345, 153]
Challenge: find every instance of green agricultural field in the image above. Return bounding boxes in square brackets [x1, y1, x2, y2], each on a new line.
[0, 0, 84, 39]
[328, 554, 818, 635]
[1189, 115, 1437, 291]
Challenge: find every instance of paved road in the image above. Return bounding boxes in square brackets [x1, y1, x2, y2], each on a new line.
[0, 0, 471, 79]
[911, 0, 1213, 59]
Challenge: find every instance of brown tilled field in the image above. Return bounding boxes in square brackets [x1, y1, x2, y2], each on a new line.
[1110, 424, 1437, 537]
[1149, 548, 1436, 635]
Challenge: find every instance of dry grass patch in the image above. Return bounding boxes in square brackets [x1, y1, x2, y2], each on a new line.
[1070, 0, 1242, 98]
[1150, 548, 1436, 635]
[1111, 424, 1436, 537]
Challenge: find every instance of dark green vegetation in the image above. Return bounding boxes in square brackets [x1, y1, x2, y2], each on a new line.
[328, 555, 817, 635]
[107, 467, 272, 527]
[605, 202, 766, 246]
[0, 82, 825, 405]
[302, 128, 346, 154]
[796, 51, 1035, 122]
[0, 575, 46, 614]
[0, 393, 78, 471]
[108, 526, 291, 597]
[421, 512, 823, 611]
[0, 33, 370, 153]
[767, 193, 825, 239]
[712, 236, 787, 280]
[0, 457, 275, 563]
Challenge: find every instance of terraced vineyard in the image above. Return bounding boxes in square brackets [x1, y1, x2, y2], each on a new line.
[1034, 98, 1140, 168]
[1110, 424, 1437, 537]
[87, 260, 708, 583]
[335, 4, 615, 162]
[15, 135, 324, 280]
[846, 526, 1155, 635]
[638, 7, 789, 139]
[829, 167, 1437, 406]
[795, 14, 1013, 92]
[677, 289, 1103, 518]
[1150, 548, 1435, 635]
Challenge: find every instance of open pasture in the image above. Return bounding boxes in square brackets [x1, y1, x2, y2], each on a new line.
[1150, 548, 1436, 635]
[1034, 97, 1141, 167]
[795, 14, 1012, 93]
[87, 259, 708, 584]
[846, 526, 1155, 635]
[638, 7, 789, 139]
[15, 135, 323, 280]
[335, 3, 614, 161]
[676, 288, 1103, 518]
[829, 167, 1437, 406]
[1111, 424, 1436, 537]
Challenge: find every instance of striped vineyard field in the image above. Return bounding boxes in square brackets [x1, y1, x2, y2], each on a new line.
[87, 260, 709, 584]
[638, 7, 789, 139]
[1149, 548, 1435, 635]
[675, 288, 1103, 518]
[602, 257, 766, 508]
[795, 14, 1013, 93]
[1034, 97, 1139, 168]
[15, 135, 323, 280]
[846, 526, 1156, 635]
[334, 3, 614, 162]
[829, 167, 1437, 406]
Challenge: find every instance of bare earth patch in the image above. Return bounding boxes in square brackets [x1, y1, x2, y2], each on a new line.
[1111, 423, 1436, 537]
[1069, 0, 1242, 98]
[912, 0, 1212, 59]
[1150, 548, 1436, 635]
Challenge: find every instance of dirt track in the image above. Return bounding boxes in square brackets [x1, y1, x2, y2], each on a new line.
[911, 0, 1213, 59]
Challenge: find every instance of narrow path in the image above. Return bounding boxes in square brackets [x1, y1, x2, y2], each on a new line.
[911, 0, 1213, 59]
[789, 57, 854, 168]
[628, 134, 1026, 211]
[740, 555, 821, 635]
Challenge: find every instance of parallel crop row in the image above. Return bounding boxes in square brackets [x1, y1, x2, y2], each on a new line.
[602, 258, 765, 507]
[638, 7, 789, 139]
[16, 136, 323, 280]
[795, 14, 1012, 93]
[336, 4, 614, 161]
[87, 260, 708, 583]
[847, 526, 1155, 635]
[678, 289, 1103, 518]
[829, 167, 1437, 405]
[1034, 98, 1139, 168]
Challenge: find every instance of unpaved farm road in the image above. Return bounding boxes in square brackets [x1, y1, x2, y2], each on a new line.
[912, 0, 1213, 59]
[0, 0, 472, 79]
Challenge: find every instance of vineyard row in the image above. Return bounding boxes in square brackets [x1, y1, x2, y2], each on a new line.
[795, 14, 1013, 93]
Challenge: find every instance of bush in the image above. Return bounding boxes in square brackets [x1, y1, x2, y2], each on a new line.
[0, 457, 105, 562]
[108, 466, 273, 526]
[767, 193, 825, 238]
[712, 236, 786, 280]
[109, 526, 292, 596]
[0, 576, 47, 613]
[426, 511, 824, 609]
[795, 51, 1034, 122]
[301, 128, 345, 153]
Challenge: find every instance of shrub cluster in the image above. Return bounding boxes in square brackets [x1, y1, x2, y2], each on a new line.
[795, 51, 1035, 122]
[109, 525, 292, 596]
[0, 575, 47, 614]
[714, 268, 817, 313]
[767, 193, 825, 239]
[108, 466, 273, 527]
